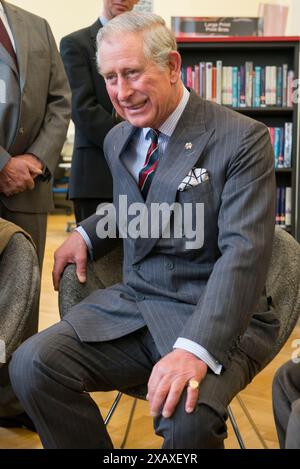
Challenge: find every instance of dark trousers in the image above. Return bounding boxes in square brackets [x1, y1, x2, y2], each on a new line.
[9, 321, 258, 448]
[0, 202, 47, 416]
[272, 360, 300, 448]
[73, 198, 113, 224]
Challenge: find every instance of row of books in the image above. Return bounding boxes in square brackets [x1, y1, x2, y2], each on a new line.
[268, 123, 293, 169]
[181, 62, 295, 108]
[276, 186, 292, 227]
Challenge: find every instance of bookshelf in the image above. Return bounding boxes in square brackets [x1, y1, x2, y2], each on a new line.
[177, 36, 300, 241]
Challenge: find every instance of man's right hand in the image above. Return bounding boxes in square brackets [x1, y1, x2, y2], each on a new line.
[0, 157, 42, 196]
[52, 231, 88, 291]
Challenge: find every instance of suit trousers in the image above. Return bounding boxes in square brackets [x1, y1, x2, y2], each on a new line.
[9, 320, 259, 448]
[0, 202, 47, 416]
[272, 360, 300, 448]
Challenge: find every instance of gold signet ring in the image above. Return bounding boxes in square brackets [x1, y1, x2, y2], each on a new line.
[188, 379, 200, 390]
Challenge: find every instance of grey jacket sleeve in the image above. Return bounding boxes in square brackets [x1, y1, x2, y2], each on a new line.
[179, 122, 276, 368]
[27, 20, 71, 176]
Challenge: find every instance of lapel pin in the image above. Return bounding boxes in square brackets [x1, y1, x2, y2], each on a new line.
[185, 142, 193, 150]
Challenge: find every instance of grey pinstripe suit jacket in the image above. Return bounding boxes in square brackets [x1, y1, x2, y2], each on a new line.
[65, 91, 279, 370]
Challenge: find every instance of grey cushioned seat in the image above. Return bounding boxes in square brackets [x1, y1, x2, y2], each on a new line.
[0, 233, 40, 364]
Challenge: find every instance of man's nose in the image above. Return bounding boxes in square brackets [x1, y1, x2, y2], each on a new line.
[117, 78, 133, 101]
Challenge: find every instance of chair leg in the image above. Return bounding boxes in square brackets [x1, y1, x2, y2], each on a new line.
[104, 392, 138, 449]
[227, 405, 246, 449]
[104, 391, 123, 426]
[120, 398, 138, 449]
[235, 395, 268, 449]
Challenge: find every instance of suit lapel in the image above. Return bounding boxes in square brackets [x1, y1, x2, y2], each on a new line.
[134, 93, 215, 263]
[0, 43, 16, 72]
[4, 2, 28, 90]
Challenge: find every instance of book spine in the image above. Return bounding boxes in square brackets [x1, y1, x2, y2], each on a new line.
[232, 66, 239, 107]
[278, 127, 285, 168]
[260, 66, 266, 107]
[282, 64, 288, 107]
[254, 66, 261, 107]
[285, 187, 292, 227]
[206, 62, 213, 101]
[284, 122, 293, 168]
[274, 127, 281, 168]
[276, 66, 283, 107]
[287, 70, 295, 108]
[239, 65, 246, 107]
[216, 60, 222, 105]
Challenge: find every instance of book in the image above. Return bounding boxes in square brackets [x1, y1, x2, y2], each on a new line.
[285, 187, 292, 227]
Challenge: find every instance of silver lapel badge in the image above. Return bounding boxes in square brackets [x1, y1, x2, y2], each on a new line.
[185, 142, 193, 150]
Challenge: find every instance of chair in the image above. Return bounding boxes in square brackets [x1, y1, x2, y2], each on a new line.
[58, 226, 300, 448]
[227, 225, 300, 447]
[0, 232, 40, 364]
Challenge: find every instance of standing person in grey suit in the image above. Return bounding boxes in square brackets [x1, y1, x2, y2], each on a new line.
[10, 12, 279, 448]
[272, 360, 300, 448]
[60, 0, 139, 223]
[0, 1, 70, 429]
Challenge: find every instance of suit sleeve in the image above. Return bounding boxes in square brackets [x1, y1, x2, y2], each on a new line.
[179, 121, 276, 369]
[60, 34, 115, 147]
[26, 20, 71, 176]
[0, 148, 11, 171]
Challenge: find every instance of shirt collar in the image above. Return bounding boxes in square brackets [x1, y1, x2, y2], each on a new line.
[99, 16, 109, 26]
[142, 86, 190, 139]
[0, 2, 4, 14]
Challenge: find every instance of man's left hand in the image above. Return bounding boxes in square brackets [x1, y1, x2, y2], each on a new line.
[16, 154, 44, 177]
[147, 349, 208, 419]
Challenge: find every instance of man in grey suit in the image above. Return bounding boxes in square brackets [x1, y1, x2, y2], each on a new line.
[10, 12, 279, 448]
[0, 1, 70, 428]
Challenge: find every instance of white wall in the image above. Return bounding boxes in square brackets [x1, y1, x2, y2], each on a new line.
[10, 0, 300, 43]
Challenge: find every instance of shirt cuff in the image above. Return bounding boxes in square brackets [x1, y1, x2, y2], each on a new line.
[173, 338, 222, 375]
[75, 226, 94, 259]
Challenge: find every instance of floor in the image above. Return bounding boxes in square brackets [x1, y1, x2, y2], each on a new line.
[0, 213, 299, 449]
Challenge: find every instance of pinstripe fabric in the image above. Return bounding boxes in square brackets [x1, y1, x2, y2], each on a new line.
[10, 321, 257, 448]
[72, 90, 277, 370]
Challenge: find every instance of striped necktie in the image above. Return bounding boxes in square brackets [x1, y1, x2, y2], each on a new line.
[0, 17, 17, 68]
[138, 129, 160, 199]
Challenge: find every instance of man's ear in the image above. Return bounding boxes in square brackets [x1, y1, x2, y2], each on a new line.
[169, 51, 182, 84]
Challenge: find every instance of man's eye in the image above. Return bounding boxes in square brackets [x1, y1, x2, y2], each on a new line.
[127, 70, 139, 77]
[106, 75, 116, 83]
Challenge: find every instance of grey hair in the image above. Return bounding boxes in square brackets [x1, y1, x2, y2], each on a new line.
[96, 11, 177, 71]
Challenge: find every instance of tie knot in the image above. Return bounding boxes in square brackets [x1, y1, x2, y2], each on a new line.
[147, 128, 160, 144]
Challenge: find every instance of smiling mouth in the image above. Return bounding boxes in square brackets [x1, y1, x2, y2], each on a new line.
[114, 4, 127, 11]
[124, 100, 148, 111]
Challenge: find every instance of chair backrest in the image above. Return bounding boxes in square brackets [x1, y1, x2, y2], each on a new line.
[265, 226, 300, 360]
[59, 245, 123, 318]
[0, 233, 40, 364]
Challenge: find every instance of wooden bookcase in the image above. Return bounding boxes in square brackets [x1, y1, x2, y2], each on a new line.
[177, 36, 300, 241]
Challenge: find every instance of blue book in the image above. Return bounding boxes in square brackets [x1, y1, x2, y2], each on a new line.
[274, 127, 281, 168]
[276, 66, 283, 107]
[232, 66, 239, 107]
[254, 66, 261, 107]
